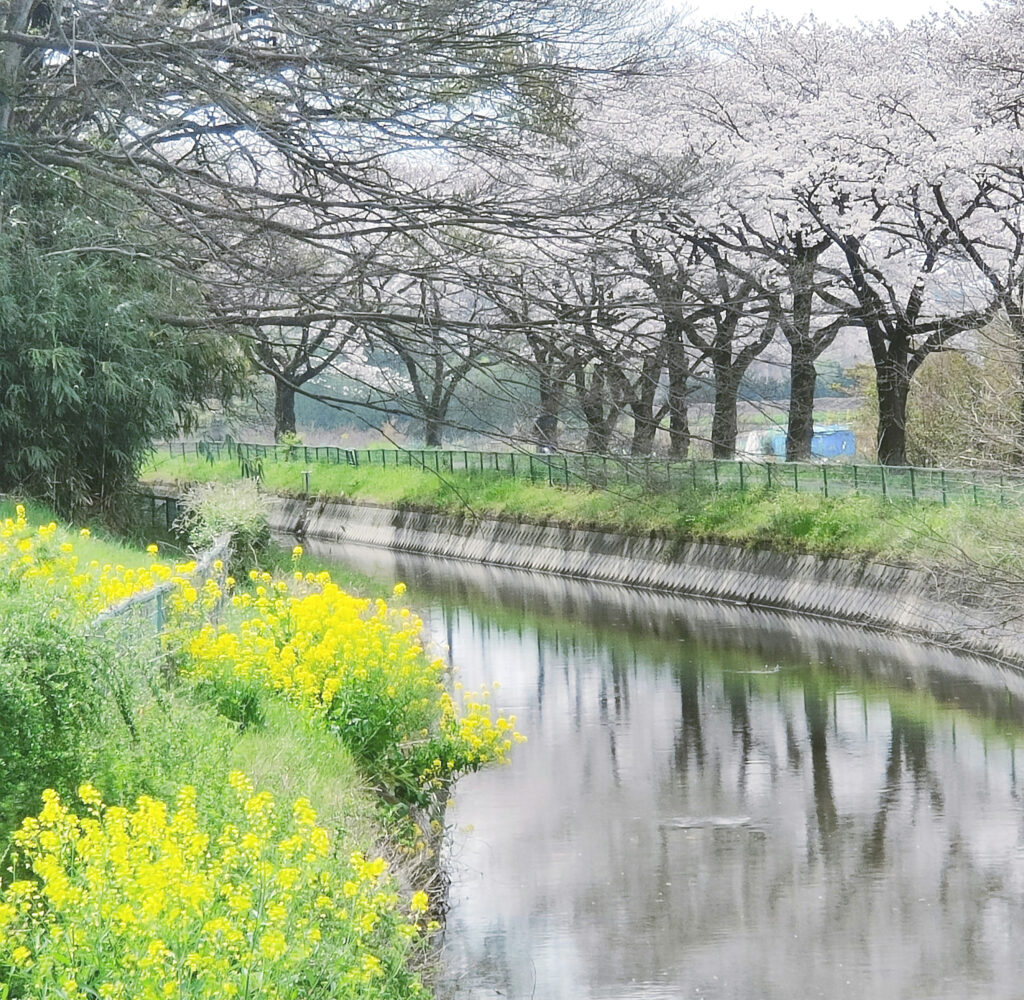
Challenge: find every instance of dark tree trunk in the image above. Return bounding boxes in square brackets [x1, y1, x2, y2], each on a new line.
[273, 379, 296, 441]
[668, 404, 690, 460]
[424, 414, 443, 448]
[532, 363, 561, 450]
[576, 366, 610, 453]
[711, 365, 739, 459]
[666, 328, 690, 460]
[630, 401, 659, 456]
[876, 361, 910, 466]
[786, 350, 817, 461]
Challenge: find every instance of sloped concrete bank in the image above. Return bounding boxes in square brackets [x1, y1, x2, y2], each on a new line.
[267, 495, 1024, 666]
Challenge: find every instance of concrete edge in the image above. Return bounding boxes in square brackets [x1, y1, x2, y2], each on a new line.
[262, 494, 1024, 668]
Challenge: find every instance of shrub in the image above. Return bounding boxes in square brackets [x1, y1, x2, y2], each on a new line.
[0, 602, 107, 838]
[175, 480, 271, 572]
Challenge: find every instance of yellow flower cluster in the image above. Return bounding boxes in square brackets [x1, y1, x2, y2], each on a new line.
[0, 505, 211, 620]
[0, 776, 429, 999]
[185, 575, 523, 802]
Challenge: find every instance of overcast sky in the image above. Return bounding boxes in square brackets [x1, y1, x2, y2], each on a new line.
[679, 0, 988, 25]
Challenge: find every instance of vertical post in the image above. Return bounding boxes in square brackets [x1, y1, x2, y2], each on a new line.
[529, 454, 536, 483]
[564, 456, 570, 487]
[434, 451, 440, 472]
[766, 463, 773, 490]
[713, 460, 719, 490]
[547, 458, 553, 487]
[793, 463, 799, 493]
[303, 470, 311, 494]
[881, 464, 887, 500]
[739, 461, 745, 492]
[511, 453, 516, 478]
[853, 464, 858, 493]
[972, 471, 979, 506]
[822, 464, 829, 498]
[941, 468, 947, 506]
[691, 459, 697, 490]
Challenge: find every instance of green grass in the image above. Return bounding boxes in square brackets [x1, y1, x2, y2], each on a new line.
[142, 452, 1024, 575]
[0, 497, 168, 569]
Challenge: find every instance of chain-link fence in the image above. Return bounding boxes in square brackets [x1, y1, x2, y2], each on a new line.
[85, 535, 231, 731]
[165, 440, 1024, 507]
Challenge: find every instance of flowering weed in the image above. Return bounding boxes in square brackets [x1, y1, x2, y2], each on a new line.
[185, 576, 524, 806]
[0, 776, 431, 999]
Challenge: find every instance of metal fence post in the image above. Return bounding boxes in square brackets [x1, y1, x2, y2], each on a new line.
[909, 466, 916, 501]
[822, 464, 828, 498]
[941, 469, 947, 506]
[738, 461, 745, 492]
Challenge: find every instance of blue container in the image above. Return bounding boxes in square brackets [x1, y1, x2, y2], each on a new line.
[768, 426, 855, 459]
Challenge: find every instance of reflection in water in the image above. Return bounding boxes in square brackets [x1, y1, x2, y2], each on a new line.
[305, 539, 1024, 1000]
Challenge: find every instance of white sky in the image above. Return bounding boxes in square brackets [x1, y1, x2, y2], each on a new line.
[680, 0, 988, 25]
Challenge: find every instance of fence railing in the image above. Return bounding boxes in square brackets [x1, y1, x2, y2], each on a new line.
[165, 440, 1024, 507]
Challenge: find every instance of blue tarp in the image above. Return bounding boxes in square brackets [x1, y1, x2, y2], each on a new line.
[768, 426, 856, 458]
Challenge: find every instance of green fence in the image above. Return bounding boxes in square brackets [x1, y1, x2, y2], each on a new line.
[167, 440, 1024, 507]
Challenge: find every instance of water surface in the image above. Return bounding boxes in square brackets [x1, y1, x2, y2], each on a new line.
[308, 540, 1024, 1000]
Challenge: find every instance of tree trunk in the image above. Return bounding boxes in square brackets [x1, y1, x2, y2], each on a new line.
[666, 329, 690, 459]
[424, 413, 443, 448]
[711, 366, 739, 459]
[535, 380, 560, 451]
[876, 362, 910, 466]
[630, 401, 659, 456]
[576, 366, 610, 453]
[786, 350, 817, 461]
[273, 379, 296, 441]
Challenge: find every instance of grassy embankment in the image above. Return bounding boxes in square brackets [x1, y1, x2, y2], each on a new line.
[143, 452, 1024, 576]
[0, 500, 521, 999]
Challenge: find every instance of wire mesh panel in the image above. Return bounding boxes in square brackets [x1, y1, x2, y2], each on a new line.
[175, 442, 1024, 508]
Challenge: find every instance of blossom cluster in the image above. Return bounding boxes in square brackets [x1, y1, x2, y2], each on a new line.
[185, 574, 524, 804]
[0, 505, 204, 618]
[0, 775, 430, 999]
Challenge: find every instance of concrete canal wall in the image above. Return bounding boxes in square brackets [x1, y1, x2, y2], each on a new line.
[265, 495, 1024, 665]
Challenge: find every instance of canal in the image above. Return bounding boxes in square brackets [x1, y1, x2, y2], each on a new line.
[307, 538, 1024, 1000]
